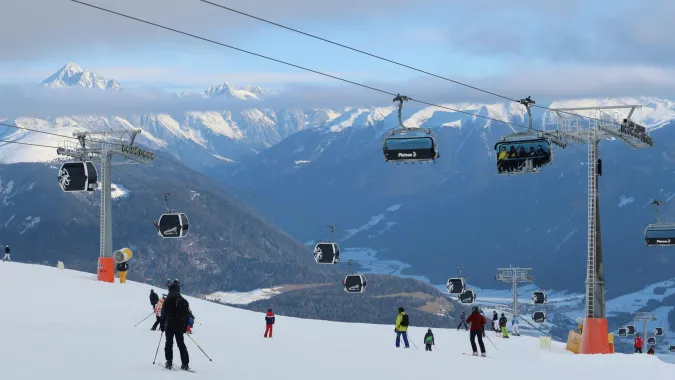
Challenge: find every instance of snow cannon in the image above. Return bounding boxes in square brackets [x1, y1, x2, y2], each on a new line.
[113, 248, 133, 263]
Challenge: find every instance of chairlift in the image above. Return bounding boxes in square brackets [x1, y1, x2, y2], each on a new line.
[620, 118, 653, 146]
[154, 193, 189, 238]
[669, 345, 675, 353]
[382, 94, 439, 163]
[645, 201, 675, 246]
[532, 290, 547, 304]
[343, 274, 366, 293]
[458, 288, 476, 304]
[314, 224, 340, 264]
[626, 325, 636, 335]
[618, 328, 627, 337]
[446, 277, 466, 294]
[647, 336, 657, 345]
[58, 161, 98, 192]
[532, 311, 547, 323]
[655, 327, 665, 336]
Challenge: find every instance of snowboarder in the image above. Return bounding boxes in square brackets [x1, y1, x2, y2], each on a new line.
[160, 280, 190, 371]
[264, 308, 275, 338]
[3, 245, 10, 262]
[492, 311, 499, 332]
[116, 261, 129, 284]
[467, 306, 487, 357]
[457, 312, 468, 330]
[634, 334, 643, 353]
[424, 328, 435, 351]
[511, 315, 520, 336]
[150, 289, 159, 311]
[151, 294, 166, 331]
[499, 313, 509, 338]
[395, 307, 410, 348]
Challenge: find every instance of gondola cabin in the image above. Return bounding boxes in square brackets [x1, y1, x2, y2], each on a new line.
[494, 137, 552, 174]
[446, 277, 466, 294]
[532, 291, 547, 304]
[58, 161, 98, 192]
[382, 128, 439, 163]
[655, 327, 664, 336]
[647, 336, 657, 345]
[458, 288, 476, 304]
[617, 328, 627, 337]
[343, 274, 366, 293]
[532, 311, 546, 323]
[626, 325, 636, 335]
[313, 242, 340, 264]
[158, 213, 189, 238]
[644, 224, 675, 246]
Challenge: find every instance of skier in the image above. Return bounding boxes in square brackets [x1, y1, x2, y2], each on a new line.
[151, 294, 166, 331]
[150, 289, 159, 311]
[3, 245, 10, 262]
[647, 346, 655, 355]
[457, 311, 468, 330]
[116, 261, 129, 284]
[492, 311, 499, 332]
[394, 307, 410, 348]
[186, 309, 195, 334]
[160, 280, 190, 371]
[479, 309, 487, 337]
[499, 313, 509, 338]
[264, 308, 275, 338]
[424, 328, 435, 351]
[634, 334, 643, 353]
[511, 315, 520, 336]
[467, 306, 487, 357]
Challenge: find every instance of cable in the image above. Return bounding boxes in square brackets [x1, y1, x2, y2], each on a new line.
[0, 138, 60, 149]
[69, 0, 530, 130]
[0, 122, 77, 140]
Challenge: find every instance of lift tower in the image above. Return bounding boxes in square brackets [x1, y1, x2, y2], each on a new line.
[56, 130, 155, 281]
[495, 267, 534, 319]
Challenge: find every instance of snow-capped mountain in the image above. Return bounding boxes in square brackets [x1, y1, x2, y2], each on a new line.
[40, 62, 121, 89]
[203, 82, 266, 100]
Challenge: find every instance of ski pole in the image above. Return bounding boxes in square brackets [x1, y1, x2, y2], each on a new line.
[407, 333, 419, 350]
[484, 333, 498, 351]
[135, 312, 154, 327]
[186, 333, 213, 361]
[152, 331, 164, 364]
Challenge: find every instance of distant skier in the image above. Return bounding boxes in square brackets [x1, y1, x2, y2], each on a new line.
[186, 309, 195, 334]
[479, 309, 487, 337]
[467, 306, 487, 357]
[457, 312, 468, 330]
[2, 245, 10, 262]
[264, 308, 275, 338]
[395, 307, 410, 348]
[424, 328, 435, 351]
[492, 311, 499, 332]
[150, 289, 159, 311]
[647, 346, 655, 355]
[499, 313, 509, 338]
[634, 334, 643, 353]
[511, 315, 520, 336]
[160, 280, 190, 371]
[116, 261, 129, 284]
[151, 294, 166, 331]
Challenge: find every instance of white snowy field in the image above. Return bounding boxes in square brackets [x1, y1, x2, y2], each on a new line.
[0, 262, 672, 380]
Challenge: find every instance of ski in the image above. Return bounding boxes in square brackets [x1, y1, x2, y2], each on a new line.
[462, 353, 491, 358]
[156, 363, 196, 373]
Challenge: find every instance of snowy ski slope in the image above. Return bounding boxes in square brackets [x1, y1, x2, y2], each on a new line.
[0, 262, 671, 380]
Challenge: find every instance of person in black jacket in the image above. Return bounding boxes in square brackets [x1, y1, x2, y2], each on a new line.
[160, 281, 190, 371]
[2, 245, 10, 262]
[424, 329, 435, 351]
[116, 261, 129, 284]
[150, 289, 159, 309]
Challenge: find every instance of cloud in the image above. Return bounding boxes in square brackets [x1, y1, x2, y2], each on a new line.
[441, 0, 675, 66]
[0, 0, 440, 62]
[2, 64, 675, 119]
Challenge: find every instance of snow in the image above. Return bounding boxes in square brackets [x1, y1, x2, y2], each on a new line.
[41, 62, 121, 89]
[0, 262, 672, 380]
[619, 195, 635, 208]
[205, 287, 283, 305]
[341, 205, 402, 241]
[111, 183, 129, 199]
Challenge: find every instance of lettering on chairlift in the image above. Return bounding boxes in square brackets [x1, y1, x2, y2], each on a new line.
[397, 151, 417, 158]
[656, 239, 671, 244]
[121, 145, 155, 160]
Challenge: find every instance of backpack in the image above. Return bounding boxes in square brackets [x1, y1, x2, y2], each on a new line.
[400, 314, 409, 327]
[176, 297, 190, 320]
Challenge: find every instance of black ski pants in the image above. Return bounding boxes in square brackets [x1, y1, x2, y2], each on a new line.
[425, 344, 432, 351]
[151, 316, 161, 330]
[635, 347, 642, 353]
[165, 325, 189, 365]
[470, 330, 486, 354]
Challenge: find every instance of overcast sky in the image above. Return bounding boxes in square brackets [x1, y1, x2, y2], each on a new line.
[1, 0, 674, 115]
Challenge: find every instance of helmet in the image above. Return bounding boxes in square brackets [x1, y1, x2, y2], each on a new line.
[267, 308, 272, 312]
[428, 328, 432, 332]
[472, 306, 479, 312]
[398, 307, 404, 312]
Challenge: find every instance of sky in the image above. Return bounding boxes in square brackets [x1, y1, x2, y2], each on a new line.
[1, 0, 675, 115]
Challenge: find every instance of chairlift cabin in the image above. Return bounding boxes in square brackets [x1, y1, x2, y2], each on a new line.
[618, 328, 627, 337]
[494, 135, 552, 174]
[532, 291, 547, 304]
[644, 224, 675, 246]
[655, 327, 665, 336]
[314, 242, 340, 264]
[458, 288, 476, 304]
[532, 311, 547, 323]
[58, 161, 98, 192]
[446, 277, 466, 294]
[343, 274, 366, 293]
[157, 213, 189, 238]
[382, 93, 439, 164]
[626, 325, 636, 335]
[647, 336, 657, 345]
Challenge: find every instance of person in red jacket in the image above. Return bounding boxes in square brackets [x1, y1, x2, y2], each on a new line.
[634, 334, 643, 353]
[264, 309, 275, 338]
[466, 306, 487, 357]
